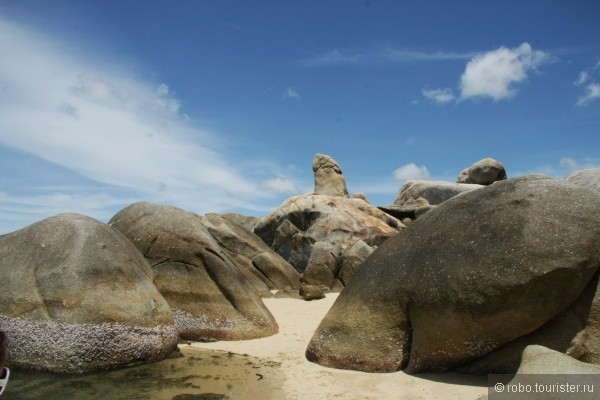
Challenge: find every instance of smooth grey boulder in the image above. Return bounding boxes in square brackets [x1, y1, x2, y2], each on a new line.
[394, 180, 482, 207]
[0, 213, 178, 373]
[200, 213, 300, 292]
[109, 202, 278, 341]
[515, 345, 600, 374]
[457, 157, 507, 185]
[306, 177, 600, 374]
[312, 153, 349, 197]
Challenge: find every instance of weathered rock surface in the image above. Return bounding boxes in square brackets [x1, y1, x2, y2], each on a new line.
[109, 202, 278, 341]
[300, 284, 326, 301]
[306, 177, 600, 374]
[312, 154, 349, 197]
[220, 213, 261, 232]
[201, 213, 300, 292]
[394, 180, 482, 207]
[457, 157, 507, 185]
[565, 168, 600, 192]
[515, 345, 600, 374]
[254, 194, 402, 288]
[0, 213, 178, 373]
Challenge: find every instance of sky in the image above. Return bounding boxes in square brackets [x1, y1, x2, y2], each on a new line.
[0, 0, 599, 234]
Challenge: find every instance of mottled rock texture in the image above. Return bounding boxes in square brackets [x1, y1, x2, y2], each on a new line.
[306, 177, 600, 374]
[220, 213, 261, 232]
[109, 202, 278, 341]
[394, 180, 482, 207]
[254, 194, 402, 288]
[201, 213, 300, 292]
[312, 153, 349, 197]
[0, 213, 178, 373]
[457, 157, 507, 185]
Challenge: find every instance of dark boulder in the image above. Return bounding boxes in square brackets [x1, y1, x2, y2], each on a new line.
[300, 284, 326, 301]
[306, 177, 600, 373]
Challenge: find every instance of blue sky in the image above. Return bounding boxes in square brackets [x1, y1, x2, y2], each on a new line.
[0, 1, 599, 233]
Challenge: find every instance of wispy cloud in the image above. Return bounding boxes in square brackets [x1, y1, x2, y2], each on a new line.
[283, 87, 301, 100]
[577, 83, 600, 106]
[297, 46, 474, 68]
[575, 59, 600, 106]
[422, 88, 456, 104]
[512, 156, 600, 178]
[259, 177, 299, 194]
[393, 163, 431, 182]
[459, 43, 551, 100]
[0, 17, 298, 232]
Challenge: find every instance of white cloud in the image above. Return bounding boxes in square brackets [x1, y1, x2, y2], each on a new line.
[575, 60, 600, 106]
[575, 71, 590, 86]
[259, 177, 299, 194]
[459, 43, 550, 100]
[405, 136, 417, 145]
[422, 88, 455, 104]
[514, 157, 600, 178]
[0, 17, 292, 232]
[559, 157, 581, 171]
[393, 163, 430, 181]
[577, 83, 600, 106]
[283, 87, 301, 100]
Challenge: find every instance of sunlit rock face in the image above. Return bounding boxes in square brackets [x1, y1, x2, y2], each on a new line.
[312, 153, 349, 197]
[457, 157, 507, 185]
[0, 213, 178, 373]
[255, 153, 403, 290]
[306, 176, 600, 374]
[109, 202, 278, 341]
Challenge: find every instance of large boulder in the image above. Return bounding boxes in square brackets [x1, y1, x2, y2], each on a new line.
[565, 168, 600, 192]
[0, 213, 178, 373]
[200, 213, 300, 292]
[254, 194, 402, 288]
[306, 176, 600, 374]
[312, 153, 349, 197]
[457, 157, 507, 185]
[108, 202, 278, 341]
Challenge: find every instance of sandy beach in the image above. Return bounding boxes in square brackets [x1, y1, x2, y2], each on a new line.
[190, 293, 489, 400]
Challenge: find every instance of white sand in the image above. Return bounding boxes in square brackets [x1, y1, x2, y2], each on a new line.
[191, 293, 488, 400]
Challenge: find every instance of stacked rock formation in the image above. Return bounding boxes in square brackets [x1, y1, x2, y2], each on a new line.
[380, 157, 506, 221]
[254, 154, 402, 290]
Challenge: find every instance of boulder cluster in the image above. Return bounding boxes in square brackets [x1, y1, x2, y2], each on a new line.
[0, 203, 299, 372]
[1, 151, 599, 378]
[307, 169, 600, 375]
[255, 153, 402, 296]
